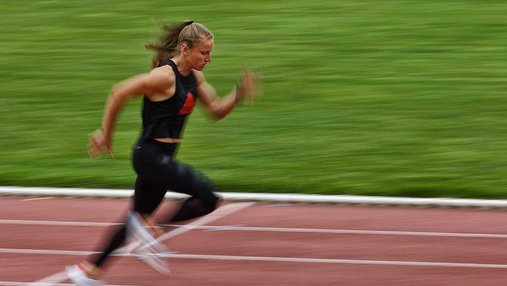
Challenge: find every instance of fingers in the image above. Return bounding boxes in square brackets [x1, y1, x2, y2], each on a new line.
[105, 143, 114, 160]
[239, 67, 261, 105]
[88, 129, 113, 161]
[88, 134, 102, 162]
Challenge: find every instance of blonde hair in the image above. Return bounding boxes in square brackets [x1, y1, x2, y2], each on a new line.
[145, 20, 214, 68]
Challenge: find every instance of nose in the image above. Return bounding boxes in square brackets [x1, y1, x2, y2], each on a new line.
[206, 54, 212, 63]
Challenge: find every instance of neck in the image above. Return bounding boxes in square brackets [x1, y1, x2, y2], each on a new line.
[171, 56, 191, 76]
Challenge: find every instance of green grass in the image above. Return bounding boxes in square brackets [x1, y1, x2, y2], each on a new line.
[2, 0, 507, 198]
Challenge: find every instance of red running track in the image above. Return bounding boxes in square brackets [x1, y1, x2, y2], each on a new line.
[1, 196, 507, 285]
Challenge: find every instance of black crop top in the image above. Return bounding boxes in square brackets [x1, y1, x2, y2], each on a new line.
[140, 59, 198, 140]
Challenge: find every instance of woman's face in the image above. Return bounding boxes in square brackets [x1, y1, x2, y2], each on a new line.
[187, 38, 213, 71]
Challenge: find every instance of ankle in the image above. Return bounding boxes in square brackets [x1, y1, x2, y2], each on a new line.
[79, 261, 101, 279]
[139, 213, 164, 237]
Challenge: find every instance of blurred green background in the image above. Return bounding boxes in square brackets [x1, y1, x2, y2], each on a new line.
[1, 0, 507, 198]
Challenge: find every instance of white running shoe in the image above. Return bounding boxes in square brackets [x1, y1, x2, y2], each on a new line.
[127, 211, 171, 274]
[66, 264, 104, 286]
[136, 248, 172, 274]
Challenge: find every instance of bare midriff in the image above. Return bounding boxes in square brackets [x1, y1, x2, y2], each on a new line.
[153, 138, 181, 144]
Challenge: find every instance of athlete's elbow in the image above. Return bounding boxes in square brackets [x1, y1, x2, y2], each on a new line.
[211, 111, 227, 121]
[206, 106, 228, 121]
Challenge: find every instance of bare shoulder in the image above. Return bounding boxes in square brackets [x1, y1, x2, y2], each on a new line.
[147, 65, 175, 90]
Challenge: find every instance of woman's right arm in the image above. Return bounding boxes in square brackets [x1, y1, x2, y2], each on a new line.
[88, 68, 174, 160]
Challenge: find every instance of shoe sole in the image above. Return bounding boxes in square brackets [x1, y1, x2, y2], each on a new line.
[65, 265, 104, 286]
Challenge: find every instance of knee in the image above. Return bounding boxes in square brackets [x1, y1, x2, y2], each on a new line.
[203, 193, 221, 214]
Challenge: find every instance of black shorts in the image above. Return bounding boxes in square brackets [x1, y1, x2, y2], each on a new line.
[132, 139, 219, 214]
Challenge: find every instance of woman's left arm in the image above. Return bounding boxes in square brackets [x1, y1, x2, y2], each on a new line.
[195, 69, 259, 120]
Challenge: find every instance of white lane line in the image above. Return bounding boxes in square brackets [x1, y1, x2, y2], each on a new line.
[192, 225, 507, 239]
[0, 281, 135, 286]
[0, 282, 74, 286]
[28, 202, 254, 285]
[0, 219, 115, 227]
[169, 253, 507, 269]
[204, 224, 244, 232]
[3, 218, 507, 239]
[21, 197, 55, 202]
[3, 247, 507, 270]
[0, 248, 93, 256]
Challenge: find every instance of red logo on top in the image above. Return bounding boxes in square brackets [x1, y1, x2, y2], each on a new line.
[178, 92, 195, 115]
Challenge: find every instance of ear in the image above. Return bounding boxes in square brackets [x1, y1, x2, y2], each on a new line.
[180, 43, 190, 56]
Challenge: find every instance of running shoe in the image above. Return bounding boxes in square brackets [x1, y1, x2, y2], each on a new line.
[127, 211, 171, 274]
[136, 247, 172, 274]
[66, 264, 104, 286]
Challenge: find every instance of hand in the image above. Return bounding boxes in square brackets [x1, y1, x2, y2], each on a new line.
[88, 128, 113, 161]
[236, 68, 261, 105]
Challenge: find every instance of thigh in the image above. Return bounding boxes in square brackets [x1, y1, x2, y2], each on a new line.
[133, 141, 219, 203]
[165, 160, 219, 199]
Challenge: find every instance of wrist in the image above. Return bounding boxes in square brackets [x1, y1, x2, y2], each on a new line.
[100, 127, 111, 139]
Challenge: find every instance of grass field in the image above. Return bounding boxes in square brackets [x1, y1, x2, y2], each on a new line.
[1, 0, 507, 198]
